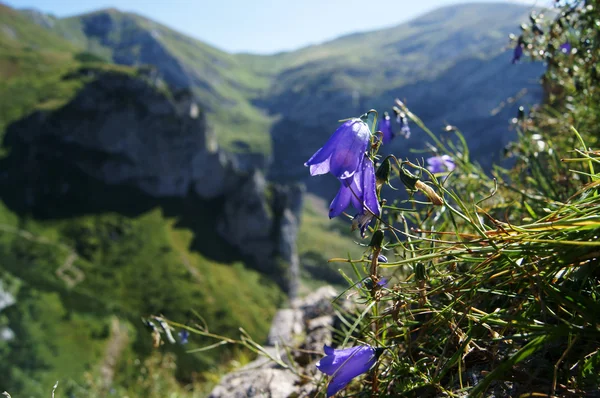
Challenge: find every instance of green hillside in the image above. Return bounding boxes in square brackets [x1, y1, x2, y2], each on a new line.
[0, 5, 283, 396]
[0, 1, 556, 395]
[21, 3, 543, 171]
[28, 8, 276, 157]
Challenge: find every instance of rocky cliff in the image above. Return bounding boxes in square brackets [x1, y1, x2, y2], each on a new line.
[3, 66, 302, 292]
[209, 286, 338, 398]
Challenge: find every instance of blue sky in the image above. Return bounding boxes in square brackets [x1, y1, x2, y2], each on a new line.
[6, 0, 545, 54]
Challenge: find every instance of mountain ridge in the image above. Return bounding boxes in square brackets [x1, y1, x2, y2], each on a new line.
[16, 2, 544, 169]
[18, 2, 536, 57]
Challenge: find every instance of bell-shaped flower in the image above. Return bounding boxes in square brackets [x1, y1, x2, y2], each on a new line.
[305, 119, 370, 180]
[317, 344, 382, 397]
[426, 155, 455, 174]
[512, 41, 524, 64]
[178, 330, 189, 345]
[367, 253, 389, 264]
[329, 156, 380, 236]
[399, 119, 411, 139]
[393, 109, 411, 139]
[377, 112, 394, 144]
[560, 42, 571, 54]
[358, 275, 389, 289]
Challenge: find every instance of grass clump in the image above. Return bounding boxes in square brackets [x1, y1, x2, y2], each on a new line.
[164, 4, 599, 396]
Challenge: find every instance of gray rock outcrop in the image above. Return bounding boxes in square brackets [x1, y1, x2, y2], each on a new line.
[209, 286, 338, 398]
[9, 70, 236, 199]
[4, 69, 303, 292]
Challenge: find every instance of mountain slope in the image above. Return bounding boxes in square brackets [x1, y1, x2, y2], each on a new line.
[0, 7, 286, 396]
[21, 3, 543, 177]
[28, 8, 275, 159]
[268, 2, 534, 87]
[260, 3, 544, 194]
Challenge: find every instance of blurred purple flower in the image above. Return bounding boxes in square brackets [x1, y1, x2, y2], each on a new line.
[305, 119, 370, 180]
[317, 344, 381, 397]
[512, 43, 524, 64]
[400, 123, 411, 139]
[367, 253, 388, 263]
[394, 111, 411, 139]
[377, 112, 394, 144]
[560, 42, 571, 54]
[427, 155, 455, 174]
[329, 156, 380, 238]
[358, 276, 389, 290]
[178, 330, 189, 345]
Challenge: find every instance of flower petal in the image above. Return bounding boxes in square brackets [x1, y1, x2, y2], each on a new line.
[328, 120, 370, 180]
[329, 183, 353, 219]
[378, 116, 394, 145]
[326, 346, 377, 397]
[305, 147, 332, 176]
[317, 346, 361, 376]
[441, 155, 456, 172]
[361, 158, 380, 217]
[348, 163, 364, 212]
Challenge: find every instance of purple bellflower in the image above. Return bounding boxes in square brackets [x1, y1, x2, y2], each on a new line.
[367, 253, 388, 263]
[512, 43, 524, 64]
[305, 119, 371, 180]
[358, 276, 388, 290]
[178, 330, 189, 345]
[377, 112, 394, 144]
[375, 277, 388, 286]
[394, 111, 411, 139]
[317, 345, 382, 397]
[560, 42, 571, 54]
[400, 120, 411, 139]
[329, 156, 381, 237]
[427, 155, 455, 174]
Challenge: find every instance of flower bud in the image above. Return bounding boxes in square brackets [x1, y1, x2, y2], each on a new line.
[400, 163, 420, 191]
[367, 253, 388, 263]
[369, 230, 384, 249]
[414, 262, 428, 281]
[376, 157, 392, 187]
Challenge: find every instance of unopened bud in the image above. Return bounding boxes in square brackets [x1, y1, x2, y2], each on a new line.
[415, 181, 443, 206]
[415, 262, 428, 281]
[400, 162, 420, 191]
[368, 253, 388, 263]
[369, 230, 384, 249]
[376, 157, 392, 187]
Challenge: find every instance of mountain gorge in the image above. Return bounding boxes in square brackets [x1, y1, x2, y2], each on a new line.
[0, 1, 546, 395]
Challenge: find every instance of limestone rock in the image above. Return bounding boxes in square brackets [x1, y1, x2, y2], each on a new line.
[267, 309, 304, 347]
[209, 366, 299, 398]
[296, 285, 337, 320]
[209, 286, 342, 398]
[5, 69, 304, 293]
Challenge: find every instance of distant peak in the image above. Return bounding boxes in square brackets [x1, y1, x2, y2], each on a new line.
[91, 7, 121, 14]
